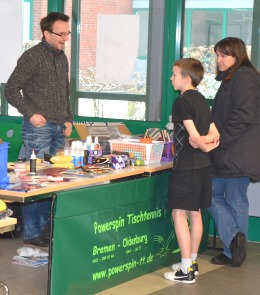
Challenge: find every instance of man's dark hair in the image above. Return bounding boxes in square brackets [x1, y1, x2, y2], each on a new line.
[40, 12, 70, 35]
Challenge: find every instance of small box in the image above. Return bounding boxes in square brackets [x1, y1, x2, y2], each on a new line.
[111, 155, 128, 170]
[72, 122, 132, 154]
[73, 122, 132, 140]
[161, 141, 174, 161]
[88, 149, 103, 157]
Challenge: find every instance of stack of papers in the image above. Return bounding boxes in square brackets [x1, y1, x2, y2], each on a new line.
[12, 255, 48, 267]
[12, 246, 49, 267]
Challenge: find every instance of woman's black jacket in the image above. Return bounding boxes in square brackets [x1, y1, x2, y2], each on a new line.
[211, 66, 260, 181]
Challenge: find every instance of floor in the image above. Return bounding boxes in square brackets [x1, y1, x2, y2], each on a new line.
[0, 236, 260, 295]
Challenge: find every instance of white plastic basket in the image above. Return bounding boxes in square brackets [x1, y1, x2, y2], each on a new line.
[109, 139, 164, 164]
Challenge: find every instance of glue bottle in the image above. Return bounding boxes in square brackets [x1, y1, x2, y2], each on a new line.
[30, 149, 37, 173]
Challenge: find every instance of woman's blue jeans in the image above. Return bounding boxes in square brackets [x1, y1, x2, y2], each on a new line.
[208, 177, 250, 258]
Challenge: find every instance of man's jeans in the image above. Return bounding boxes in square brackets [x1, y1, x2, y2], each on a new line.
[22, 120, 65, 160]
[21, 120, 64, 240]
[208, 177, 250, 258]
[22, 199, 51, 240]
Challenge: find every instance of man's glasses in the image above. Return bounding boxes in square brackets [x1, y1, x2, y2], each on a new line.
[48, 30, 71, 38]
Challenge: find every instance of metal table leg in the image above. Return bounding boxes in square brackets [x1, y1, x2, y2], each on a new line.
[207, 222, 223, 251]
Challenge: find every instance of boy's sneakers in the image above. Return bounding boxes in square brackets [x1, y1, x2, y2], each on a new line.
[171, 262, 182, 271]
[172, 260, 199, 275]
[191, 260, 199, 275]
[164, 267, 195, 284]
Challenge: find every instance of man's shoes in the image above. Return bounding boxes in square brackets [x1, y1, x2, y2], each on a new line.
[172, 260, 199, 275]
[230, 231, 246, 267]
[211, 253, 232, 265]
[164, 267, 195, 284]
[24, 235, 49, 249]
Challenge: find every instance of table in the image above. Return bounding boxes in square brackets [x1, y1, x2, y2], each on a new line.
[0, 217, 17, 234]
[1, 162, 173, 202]
[0, 162, 210, 294]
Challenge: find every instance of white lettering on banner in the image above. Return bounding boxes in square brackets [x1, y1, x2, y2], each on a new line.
[122, 234, 148, 247]
[93, 209, 162, 234]
[93, 244, 116, 255]
[127, 209, 162, 224]
[93, 217, 125, 234]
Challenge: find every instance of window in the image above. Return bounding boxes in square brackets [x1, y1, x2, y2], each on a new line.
[1, 0, 48, 116]
[65, 0, 165, 121]
[183, 0, 254, 101]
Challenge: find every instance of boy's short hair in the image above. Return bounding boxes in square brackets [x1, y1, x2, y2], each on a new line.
[174, 58, 204, 87]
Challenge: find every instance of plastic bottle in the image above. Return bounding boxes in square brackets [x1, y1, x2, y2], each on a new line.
[94, 136, 100, 150]
[86, 136, 92, 150]
[30, 149, 37, 173]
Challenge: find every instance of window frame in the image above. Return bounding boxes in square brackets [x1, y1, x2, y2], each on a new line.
[183, 1, 256, 106]
[2, 0, 260, 127]
[0, 0, 180, 132]
[69, 0, 166, 122]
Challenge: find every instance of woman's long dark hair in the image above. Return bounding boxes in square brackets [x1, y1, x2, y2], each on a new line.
[214, 37, 260, 80]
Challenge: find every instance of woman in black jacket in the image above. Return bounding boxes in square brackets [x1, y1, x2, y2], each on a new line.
[208, 37, 260, 267]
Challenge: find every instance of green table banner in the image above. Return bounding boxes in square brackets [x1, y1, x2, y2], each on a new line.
[50, 173, 209, 294]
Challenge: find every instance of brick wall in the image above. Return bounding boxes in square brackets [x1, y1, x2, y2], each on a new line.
[32, 0, 47, 40]
[31, 0, 133, 79]
[66, 0, 133, 73]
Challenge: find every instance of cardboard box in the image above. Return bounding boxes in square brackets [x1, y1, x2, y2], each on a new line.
[69, 122, 132, 155]
[73, 122, 132, 140]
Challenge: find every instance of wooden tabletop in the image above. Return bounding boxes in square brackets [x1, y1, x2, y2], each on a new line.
[0, 161, 173, 202]
[0, 217, 17, 233]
